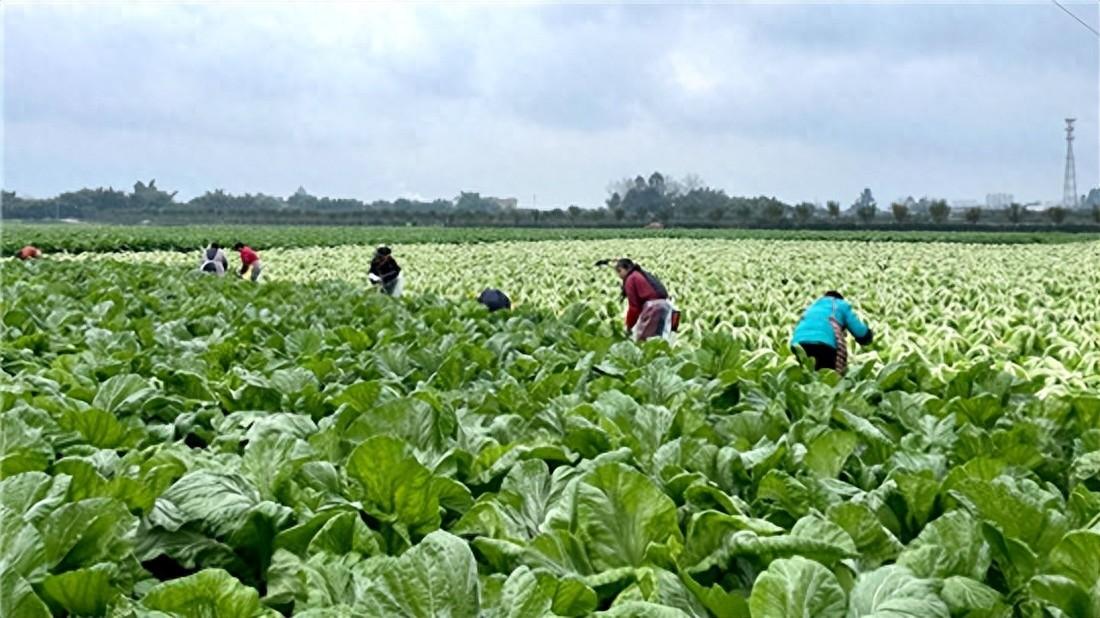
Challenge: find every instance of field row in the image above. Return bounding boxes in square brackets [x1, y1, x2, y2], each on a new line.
[6, 222, 1098, 254]
[3, 248, 1100, 616]
[68, 238, 1100, 383]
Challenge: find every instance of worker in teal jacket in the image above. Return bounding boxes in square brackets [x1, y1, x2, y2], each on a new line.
[790, 291, 873, 372]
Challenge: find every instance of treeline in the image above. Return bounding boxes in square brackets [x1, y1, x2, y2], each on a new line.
[5, 175, 1100, 229]
[7, 223, 1097, 256]
[0, 182, 522, 224]
[605, 173, 1100, 228]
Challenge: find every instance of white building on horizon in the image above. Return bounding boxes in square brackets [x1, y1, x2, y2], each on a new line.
[985, 193, 1013, 209]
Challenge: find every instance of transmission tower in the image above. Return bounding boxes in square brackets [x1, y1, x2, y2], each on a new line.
[1064, 118, 1078, 208]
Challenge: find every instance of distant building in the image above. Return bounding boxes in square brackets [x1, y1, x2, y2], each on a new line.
[487, 197, 518, 210]
[985, 193, 1013, 209]
[1084, 188, 1100, 209]
[910, 197, 933, 215]
[951, 199, 979, 209]
[1020, 202, 1056, 214]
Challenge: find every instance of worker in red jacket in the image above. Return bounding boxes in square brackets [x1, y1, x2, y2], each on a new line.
[613, 258, 678, 341]
[232, 242, 263, 281]
[17, 245, 42, 260]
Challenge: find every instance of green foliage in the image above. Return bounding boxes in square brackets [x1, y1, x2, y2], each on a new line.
[6, 222, 1097, 255]
[1007, 202, 1024, 223]
[891, 201, 909, 223]
[929, 199, 951, 224]
[854, 188, 877, 223]
[3, 238, 1100, 615]
[793, 202, 816, 223]
[1048, 206, 1068, 225]
[749, 556, 846, 618]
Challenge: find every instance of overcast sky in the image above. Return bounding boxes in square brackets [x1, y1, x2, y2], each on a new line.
[4, 1, 1098, 207]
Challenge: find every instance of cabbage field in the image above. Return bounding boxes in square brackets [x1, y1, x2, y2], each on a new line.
[4, 235, 1100, 617]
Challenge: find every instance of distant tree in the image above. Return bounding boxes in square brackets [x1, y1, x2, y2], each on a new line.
[567, 205, 583, 223]
[619, 172, 673, 221]
[606, 192, 622, 210]
[613, 207, 626, 222]
[287, 186, 318, 210]
[606, 177, 636, 198]
[853, 188, 876, 223]
[455, 191, 500, 214]
[1047, 206, 1068, 225]
[647, 171, 666, 194]
[675, 188, 729, 220]
[131, 179, 177, 210]
[826, 200, 841, 219]
[1093, 205, 1100, 224]
[890, 202, 909, 223]
[928, 199, 951, 224]
[190, 189, 236, 211]
[1007, 203, 1024, 224]
[680, 173, 705, 192]
[761, 200, 786, 224]
[708, 207, 724, 223]
[621, 187, 658, 220]
[793, 202, 815, 223]
[731, 200, 753, 222]
[965, 207, 982, 224]
[56, 187, 129, 216]
[854, 188, 875, 209]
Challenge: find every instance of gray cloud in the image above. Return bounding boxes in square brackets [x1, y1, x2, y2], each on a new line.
[4, 2, 1097, 206]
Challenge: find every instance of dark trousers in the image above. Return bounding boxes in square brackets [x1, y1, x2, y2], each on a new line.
[795, 343, 837, 371]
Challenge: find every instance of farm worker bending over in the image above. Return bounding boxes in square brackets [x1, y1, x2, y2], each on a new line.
[614, 258, 679, 341]
[232, 242, 263, 281]
[791, 291, 873, 373]
[478, 288, 511, 312]
[17, 245, 41, 260]
[198, 242, 229, 276]
[368, 246, 403, 297]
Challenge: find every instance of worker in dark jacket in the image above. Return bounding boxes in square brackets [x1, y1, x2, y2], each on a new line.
[369, 246, 403, 296]
[614, 258, 677, 341]
[790, 291, 873, 373]
[478, 289, 511, 312]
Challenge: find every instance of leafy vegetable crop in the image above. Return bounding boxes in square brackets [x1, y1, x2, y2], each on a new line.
[4, 238, 1100, 617]
[7, 221, 1095, 254]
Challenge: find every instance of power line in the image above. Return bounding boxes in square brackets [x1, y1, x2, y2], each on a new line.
[1052, 0, 1099, 37]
